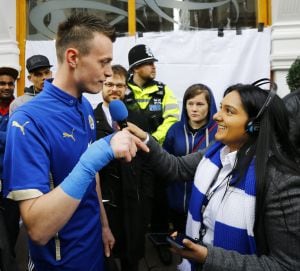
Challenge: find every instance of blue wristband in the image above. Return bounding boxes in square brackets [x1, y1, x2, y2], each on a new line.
[60, 138, 114, 199]
[103, 133, 114, 145]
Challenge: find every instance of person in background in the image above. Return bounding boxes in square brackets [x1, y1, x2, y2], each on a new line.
[9, 55, 52, 115]
[125, 45, 179, 264]
[0, 66, 19, 271]
[283, 94, 300, 154]
[163, 84, 217, 233]
[283, 58, 300, 154]
[126, 43, 179, 145]
[3, 14, 148, 271]
[94, 64, 153, 271]
[127, 80, 300, 271]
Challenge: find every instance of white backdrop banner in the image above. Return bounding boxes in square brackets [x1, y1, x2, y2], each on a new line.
[26, 28, 271, 109]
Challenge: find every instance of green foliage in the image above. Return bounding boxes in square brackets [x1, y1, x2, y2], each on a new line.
[286, 58, 300, 92]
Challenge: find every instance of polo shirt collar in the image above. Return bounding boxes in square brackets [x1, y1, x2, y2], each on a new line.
[43, 80, 82, 106]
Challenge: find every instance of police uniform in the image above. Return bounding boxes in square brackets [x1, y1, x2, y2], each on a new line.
[126, 44, 179, 145]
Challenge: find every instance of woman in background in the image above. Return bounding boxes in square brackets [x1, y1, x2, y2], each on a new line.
[163, 84, 217, 233]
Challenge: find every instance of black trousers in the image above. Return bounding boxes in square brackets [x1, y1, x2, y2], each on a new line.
[150, 176, 169, 233]
[2, 198, 20, 257]
[0, 202, 19, 271]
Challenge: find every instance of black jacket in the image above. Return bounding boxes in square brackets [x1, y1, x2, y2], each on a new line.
[283, 88, 300, 153]
[94, 103, 154, 263]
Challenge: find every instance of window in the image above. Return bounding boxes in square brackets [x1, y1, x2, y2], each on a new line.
[27, 0, 257, 40]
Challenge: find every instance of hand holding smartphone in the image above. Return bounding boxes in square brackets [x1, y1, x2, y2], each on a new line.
[166, 233, 200, 249]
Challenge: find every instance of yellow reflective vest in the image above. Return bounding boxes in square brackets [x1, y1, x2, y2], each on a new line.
[126, 80, 179, 144]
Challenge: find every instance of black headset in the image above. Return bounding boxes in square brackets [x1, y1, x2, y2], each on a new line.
[245, 78, 277, 135]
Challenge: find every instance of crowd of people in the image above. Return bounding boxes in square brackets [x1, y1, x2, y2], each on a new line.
[0, 12, 299, 271]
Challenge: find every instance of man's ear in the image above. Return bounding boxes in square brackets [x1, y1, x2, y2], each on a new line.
[27, 74, 32, 82]
[65, 48, 78, 68]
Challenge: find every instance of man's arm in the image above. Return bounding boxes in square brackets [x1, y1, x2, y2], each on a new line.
[19, 187, 80, 245]
[18, 131, 148, 245]
[96, 173, 115, 257]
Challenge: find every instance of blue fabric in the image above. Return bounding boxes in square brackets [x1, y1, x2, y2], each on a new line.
[163, 87, 218, 213]
[214, 222, 256, 254]
[60, 138, 114, 199]
[0, 112, 9, 179]
[3, 80, 104, 270]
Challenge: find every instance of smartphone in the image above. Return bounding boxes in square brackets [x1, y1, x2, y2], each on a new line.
[148, 233, 170, 246]
[166, 233, 199, 249]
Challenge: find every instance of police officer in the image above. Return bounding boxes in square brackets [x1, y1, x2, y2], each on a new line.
[125, 44, 179, 145]
[125, 44, 180, 264]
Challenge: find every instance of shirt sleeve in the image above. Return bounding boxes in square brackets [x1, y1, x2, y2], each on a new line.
[147, 136, 201, 181]
[3, 110, 51, 200]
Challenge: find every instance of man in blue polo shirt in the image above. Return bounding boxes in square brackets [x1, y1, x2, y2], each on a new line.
[3, 14, 148, 271]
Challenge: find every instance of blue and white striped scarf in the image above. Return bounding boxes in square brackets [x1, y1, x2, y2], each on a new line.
[179, 142, 257, 271]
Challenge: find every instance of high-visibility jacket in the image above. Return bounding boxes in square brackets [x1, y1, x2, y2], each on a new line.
[126, 80, 179, 144]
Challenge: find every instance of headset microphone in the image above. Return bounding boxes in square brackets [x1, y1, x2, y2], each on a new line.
[246, 78, 277, 135]
[109, 100, 128, 130]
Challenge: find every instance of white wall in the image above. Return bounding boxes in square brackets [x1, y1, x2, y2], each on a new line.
[271, 0, 300, 97]
[0, 0, 20, 76]
[26, 28, 271, 110]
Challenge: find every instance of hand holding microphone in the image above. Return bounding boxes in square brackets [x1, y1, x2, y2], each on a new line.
[109, 100, 149, 160]
[60, 101, 148, 199]
[109, 100, 148, 141]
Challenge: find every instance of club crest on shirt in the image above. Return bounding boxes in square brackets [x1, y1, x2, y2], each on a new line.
[12, 120, 30, 135]
[88, 115, 95, 130]
[63, 128, 75, 142]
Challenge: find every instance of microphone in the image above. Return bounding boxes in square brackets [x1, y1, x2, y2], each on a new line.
[109, 100, 128, 130]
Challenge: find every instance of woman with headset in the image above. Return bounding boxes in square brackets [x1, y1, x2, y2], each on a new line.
[128, 80, 300, 270]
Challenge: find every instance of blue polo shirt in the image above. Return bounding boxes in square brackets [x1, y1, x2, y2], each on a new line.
[3, 80, 104, 271]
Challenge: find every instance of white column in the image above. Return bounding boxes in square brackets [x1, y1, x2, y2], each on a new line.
[0, 0, 20, 73]
[271, 0, 300, 97]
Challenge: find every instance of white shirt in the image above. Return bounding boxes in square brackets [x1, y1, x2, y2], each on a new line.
[102, 103, 113, 128]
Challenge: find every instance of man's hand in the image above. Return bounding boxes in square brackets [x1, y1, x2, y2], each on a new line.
[102, 225, 115, 257]
[110, 130, 149, 161]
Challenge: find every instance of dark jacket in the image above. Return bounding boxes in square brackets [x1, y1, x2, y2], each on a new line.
[94, 103, 154, 264]
[0, 209, 18, 271]
[283, 88, 300, 153]
[163, 87, 217, 213]
[146, 137, 300, 270]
